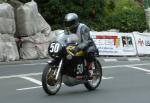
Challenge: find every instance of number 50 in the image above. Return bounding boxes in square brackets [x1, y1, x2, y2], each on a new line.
[49, 43, 60, 53]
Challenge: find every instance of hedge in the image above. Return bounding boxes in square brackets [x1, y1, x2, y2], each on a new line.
[15, 0, 149, 32]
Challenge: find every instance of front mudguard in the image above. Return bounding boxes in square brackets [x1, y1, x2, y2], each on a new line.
[47, 59, 61, 65]
[47, 60, 53, 64]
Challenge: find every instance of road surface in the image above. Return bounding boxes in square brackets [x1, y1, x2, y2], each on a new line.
[0, 58, 150, 103]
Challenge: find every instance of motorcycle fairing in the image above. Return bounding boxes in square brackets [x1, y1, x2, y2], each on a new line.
[62, 57, 85, 77]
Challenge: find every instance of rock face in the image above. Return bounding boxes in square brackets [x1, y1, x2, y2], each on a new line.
[14, 1, 52, 60]
[0, 1, 63, 61]
[0, 34, 19, 62]
[0, 3, 19, 62]
[0, 3, 16, 35]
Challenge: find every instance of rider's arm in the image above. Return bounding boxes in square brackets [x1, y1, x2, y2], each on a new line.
[77, 25, 93, 50]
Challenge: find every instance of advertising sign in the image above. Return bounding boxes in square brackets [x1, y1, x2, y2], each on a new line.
[133, 32, 150, 55]
[91, 31, 136, 56]
[118, 33, 137, 55]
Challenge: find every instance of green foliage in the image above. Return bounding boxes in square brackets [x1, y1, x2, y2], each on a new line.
[18, 0, 148, 32]
[33, 0, 104, 30]
[114, 0, 141, 11]
[103, 0, 115, 16]
[101, 9, 148, 32]
[91, 0, 148, 32]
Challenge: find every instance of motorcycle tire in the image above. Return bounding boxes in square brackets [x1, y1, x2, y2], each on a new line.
[84, 58, 102, 90]
[42, 64, 62, 95]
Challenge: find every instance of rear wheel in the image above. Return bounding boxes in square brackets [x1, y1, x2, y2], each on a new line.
[42, 64, 62, 95]
[84, 58, 102, 90]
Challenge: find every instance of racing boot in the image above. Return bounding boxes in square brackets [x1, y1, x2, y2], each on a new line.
[86, 61, 93, 79]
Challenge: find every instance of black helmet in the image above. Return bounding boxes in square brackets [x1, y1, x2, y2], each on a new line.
[64, 13, 79, 33]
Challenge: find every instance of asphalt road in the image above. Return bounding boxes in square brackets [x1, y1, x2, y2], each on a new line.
[0, 59, 150, 103]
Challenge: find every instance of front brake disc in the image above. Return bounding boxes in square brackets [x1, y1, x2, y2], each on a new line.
[47, 70, 57, 86]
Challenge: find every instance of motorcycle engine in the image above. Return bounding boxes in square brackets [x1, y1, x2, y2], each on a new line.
[62, 75, 83, 86]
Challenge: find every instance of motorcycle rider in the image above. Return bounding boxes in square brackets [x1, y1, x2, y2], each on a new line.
[64, 13, 99, 77]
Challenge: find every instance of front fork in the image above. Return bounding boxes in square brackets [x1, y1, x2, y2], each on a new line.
[55, 59, 63, 80]
[47, 59, 63, 80]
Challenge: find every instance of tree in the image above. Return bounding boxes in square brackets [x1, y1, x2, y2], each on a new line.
[33, 0, 105, 30]
[15, 0, 148, 32]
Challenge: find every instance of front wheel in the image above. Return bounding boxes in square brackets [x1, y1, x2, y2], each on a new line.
[42, 64, 62, 95]
[84, 58, 102, 90]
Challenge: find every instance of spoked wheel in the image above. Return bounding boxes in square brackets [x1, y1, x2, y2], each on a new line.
[42, 64, 62, 95]
[84, 58, 102, 90]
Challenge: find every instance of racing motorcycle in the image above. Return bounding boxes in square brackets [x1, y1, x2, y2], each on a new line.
[42, 33, 102, 95]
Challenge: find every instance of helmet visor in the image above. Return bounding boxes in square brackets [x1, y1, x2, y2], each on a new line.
[64, 20, 76, 28]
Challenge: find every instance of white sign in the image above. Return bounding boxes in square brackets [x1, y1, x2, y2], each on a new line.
[118, 33, 137, 55]
[133, 32, 150, 55]
[91, 31, 136, 56]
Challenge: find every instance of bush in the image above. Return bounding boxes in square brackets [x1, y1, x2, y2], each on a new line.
[18, 0, 148, 32]
[89, 9, 148, 32]
[33, 0, 104, 30]
[103, 9, 148, 32]
[88, 0, 148, 32]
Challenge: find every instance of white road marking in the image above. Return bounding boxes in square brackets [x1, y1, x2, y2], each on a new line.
[102, 76, 114, 79]
[23, 63, 47, 66]
[16, 76, 113, 91]
[103, 63, 150, 69]
[0, 63, 150, 80]
[125, 66, 150, 73]
[0, 63, 47, 68]
[16, 86, 42, 91]
[128, 58, 140, 61]
[19, 76, 42, 85]
[104, 59, 117, 62]
[0, 62, 149, 91]
[0, 72, 42, 79]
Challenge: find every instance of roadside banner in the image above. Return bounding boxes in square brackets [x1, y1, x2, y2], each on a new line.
[90, 31, 136, 56]
[118, 33, 137, 56]
[133, 32, 150, 55]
